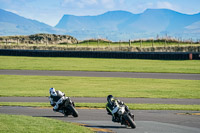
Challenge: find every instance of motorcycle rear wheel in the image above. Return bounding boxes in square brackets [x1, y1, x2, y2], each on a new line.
[123, 113, 136, 128]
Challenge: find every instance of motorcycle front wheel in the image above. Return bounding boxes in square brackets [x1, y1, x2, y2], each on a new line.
[123, 113, 136, 128]
[68, 105, 78, 117]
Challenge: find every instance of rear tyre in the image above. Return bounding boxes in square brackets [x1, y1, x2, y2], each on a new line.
[68, 105, 78, 117]
[123, 114, 136, 128]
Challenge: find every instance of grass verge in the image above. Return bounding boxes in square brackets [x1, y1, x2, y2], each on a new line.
[0, 56, 200, 74]
[0, 75, 200, 99]
[0, 102, 200, 111]
[0, 114, 93, 133]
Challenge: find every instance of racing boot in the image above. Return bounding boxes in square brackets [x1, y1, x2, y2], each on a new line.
[58, 110, 64, 114]
[112, 116, 117, 122]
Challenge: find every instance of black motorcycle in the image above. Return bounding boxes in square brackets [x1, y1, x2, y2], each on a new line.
[59, 97, 78, 117]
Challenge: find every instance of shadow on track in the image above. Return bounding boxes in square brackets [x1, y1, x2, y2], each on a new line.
[34, 116, 67, 118]
[85, 125, 128, 129]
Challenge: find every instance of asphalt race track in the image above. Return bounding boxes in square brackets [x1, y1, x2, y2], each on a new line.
[0, 106, 200, 133]
[1, 96, 200, 105]
[1, 70, 200, 80]
[0, 70, 200, 132]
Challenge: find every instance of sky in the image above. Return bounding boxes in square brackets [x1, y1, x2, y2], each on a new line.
[0, 0, 200, 26]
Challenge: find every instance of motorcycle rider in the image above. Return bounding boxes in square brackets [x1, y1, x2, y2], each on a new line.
[106, 95, 134, 122]
[49, 87, 68, 114]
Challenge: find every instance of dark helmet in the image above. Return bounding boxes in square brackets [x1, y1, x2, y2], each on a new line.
[107, 95, 114, 104]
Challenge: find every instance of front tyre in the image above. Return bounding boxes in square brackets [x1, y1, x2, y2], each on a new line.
[68, 105, 78, 117]
[123, 114, 136, 128]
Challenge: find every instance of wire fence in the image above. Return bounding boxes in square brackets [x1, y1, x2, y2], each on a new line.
[1, 39, 200, 48]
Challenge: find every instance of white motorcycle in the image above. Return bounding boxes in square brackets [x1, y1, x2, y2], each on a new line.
[59, 97, 78, 117]
[111, 103, 136, 128]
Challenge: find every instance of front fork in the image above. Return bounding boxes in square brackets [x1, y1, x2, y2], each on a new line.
[72, 101, 75, 107]
[130, 113, 134, 121]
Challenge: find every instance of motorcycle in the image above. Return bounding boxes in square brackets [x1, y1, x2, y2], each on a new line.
[109, 103, 136, 128]
[59, 97, 78, 117]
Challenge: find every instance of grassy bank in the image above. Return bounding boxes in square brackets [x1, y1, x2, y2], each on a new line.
[0, 75, 200, 99]
[79, 40, 200, 47]
[0, 102, 200, 111]
[0, 56, 200, 73]
[0, 114, 93, 133]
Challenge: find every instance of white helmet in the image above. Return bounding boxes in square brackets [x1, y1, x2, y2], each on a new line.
[49, 87, 55, 95]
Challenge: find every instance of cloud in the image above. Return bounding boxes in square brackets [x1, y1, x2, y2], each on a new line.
[119, 0, 125, 4]
[135, 2, 154, 13]
[63, 0, 74, 3]
[131, 1, 180, 14]
[61, 0, 118, 9]
[101, 0, 115, 9]
[62, 0, 98, 8]
[156, 1, 175, 10]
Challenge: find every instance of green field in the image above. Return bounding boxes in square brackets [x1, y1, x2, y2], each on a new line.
[0, 56, 200, 111]
[0, 114, 93, 133]
[0, 75, 199, 99]
[78, 40, 199, 47]
[0, 56, 200, 73]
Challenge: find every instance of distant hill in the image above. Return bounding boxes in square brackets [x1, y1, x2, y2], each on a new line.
[120, 9, 200, 32]
[0, 9, 64, 36]
[0, 8, 200, 41]
[56, 10, 135, 31]
[56, 9, 200, 41]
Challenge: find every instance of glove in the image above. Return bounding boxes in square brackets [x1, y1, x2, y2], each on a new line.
[51, 103, 56, 106]
[118, 100, 124, 105]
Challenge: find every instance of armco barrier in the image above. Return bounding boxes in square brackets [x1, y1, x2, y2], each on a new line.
[0, 49, 200, 60]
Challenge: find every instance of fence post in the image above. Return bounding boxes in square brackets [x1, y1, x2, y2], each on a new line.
[17, 38, 19, 45]
[119, 40, 121, 49]
[46, 36, 48, 46]
[152, 39, 154, 47]
[97, 39, 99, 47]
[189, 53, 193, 60]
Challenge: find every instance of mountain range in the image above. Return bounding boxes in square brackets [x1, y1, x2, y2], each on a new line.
[0, 8, 200, 41]
[0, 9, 64, 36]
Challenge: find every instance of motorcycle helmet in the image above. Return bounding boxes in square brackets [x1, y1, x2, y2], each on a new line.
[107, 95, 114, 105]
[49, 87, 56, 95]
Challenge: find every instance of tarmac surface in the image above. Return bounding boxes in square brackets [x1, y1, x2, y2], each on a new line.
[0, 97, 200, 105]
[0, 69, 200, 80]
[0, 106, 200, 133]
